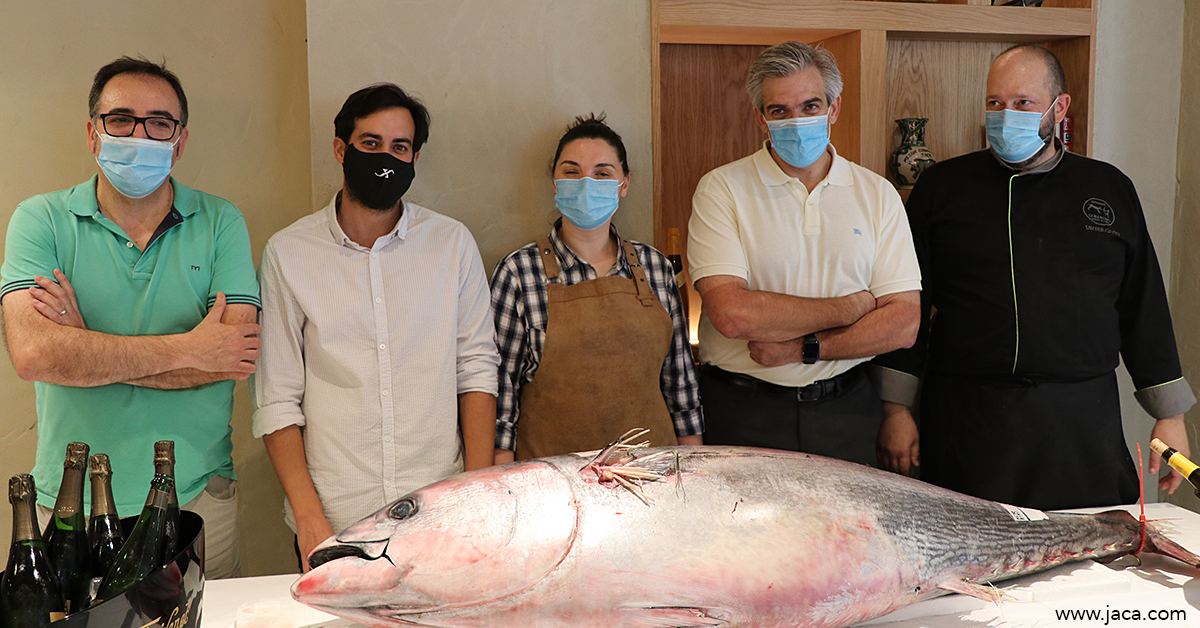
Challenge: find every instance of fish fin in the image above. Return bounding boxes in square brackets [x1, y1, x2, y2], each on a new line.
[585, 429, 680, 504]
[617, 606, 729, 627]
[937, 579, 1010, 603]
[589, 428, 654, 468]
[1093, 510, 1200, 568]
[1142, 521, 1200, 568]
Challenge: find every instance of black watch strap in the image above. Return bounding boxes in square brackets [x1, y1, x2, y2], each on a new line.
[802, 333, 820, 364]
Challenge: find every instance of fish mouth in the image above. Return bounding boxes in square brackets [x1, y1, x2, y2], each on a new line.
[294, 461, 581, 617]
[310, 543, 378, 570]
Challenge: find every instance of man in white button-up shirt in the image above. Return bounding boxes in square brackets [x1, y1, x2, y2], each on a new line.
[688, 41, 921, 468]
[252, 84, 500, 570]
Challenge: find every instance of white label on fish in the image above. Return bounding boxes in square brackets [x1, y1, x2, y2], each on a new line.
[1001, 503, 1048, 522]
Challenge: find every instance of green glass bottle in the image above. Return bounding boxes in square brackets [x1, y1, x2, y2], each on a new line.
[1, 474, 67, 628]
[87, 454, 124, 584]
[94, 474, 173, 603]
[153, 441, 181, 563]
[42, 442, 91, 614]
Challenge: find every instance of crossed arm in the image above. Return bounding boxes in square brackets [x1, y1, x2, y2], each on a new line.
[2, 270, 260, 388]
[695, 275, 920, 366]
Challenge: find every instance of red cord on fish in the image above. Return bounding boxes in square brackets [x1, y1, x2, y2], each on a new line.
[1136, 442, 1147, 555]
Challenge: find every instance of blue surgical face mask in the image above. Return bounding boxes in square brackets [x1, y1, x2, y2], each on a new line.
[96, 132, 178, 199]
[985, 99, 1056, 165]
[554, 177, 622, 231]
[766, 115, 829, 169]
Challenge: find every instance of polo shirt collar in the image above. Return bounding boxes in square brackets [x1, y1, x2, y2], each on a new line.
[550, 218, 631, 276]
[753, 142, 854, 188]
[169, 177, 200, 217]
[67, 175, 192, 219]
[325, 191, 409, 248]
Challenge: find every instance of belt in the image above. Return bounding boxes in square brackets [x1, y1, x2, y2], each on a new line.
[703, 365, 864, 402]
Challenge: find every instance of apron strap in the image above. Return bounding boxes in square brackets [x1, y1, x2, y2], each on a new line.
[536, 236, 562, 283]
[621, 239, 658, 307]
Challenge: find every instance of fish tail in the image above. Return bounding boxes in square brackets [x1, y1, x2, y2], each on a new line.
[1142, 521, 1200, 568]
[1094, 510, 1200, 568]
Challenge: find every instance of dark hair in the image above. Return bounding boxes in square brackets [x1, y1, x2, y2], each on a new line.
[550, 113, 629, 176]
[89, 56, 189, 126]
[334, 83, 431, 152]
[998, 44, 1068, 97]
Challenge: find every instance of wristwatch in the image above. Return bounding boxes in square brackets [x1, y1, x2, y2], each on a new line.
[802, 333, 820, 364]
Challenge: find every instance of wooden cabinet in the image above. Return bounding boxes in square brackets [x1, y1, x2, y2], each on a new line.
[652, 0, 1096, 267]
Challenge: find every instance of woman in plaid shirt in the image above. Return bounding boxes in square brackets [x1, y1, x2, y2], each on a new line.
[491, 115, 703, 463]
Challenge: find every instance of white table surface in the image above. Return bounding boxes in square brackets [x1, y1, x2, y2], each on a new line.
[202, 502, 1200, 628]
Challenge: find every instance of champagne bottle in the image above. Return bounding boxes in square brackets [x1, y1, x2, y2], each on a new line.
[1150, 438, 1200, 498]
[87, 454, 124, 583]
[153, 441, 181, 563]
[666, 227, 691, 343]
[1, 474, 67, 628]
[94, 474, 173, 603]
[42, 442, 91, 614]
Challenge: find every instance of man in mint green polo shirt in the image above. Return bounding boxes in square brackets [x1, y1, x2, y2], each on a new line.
[1, 57, 260, 578]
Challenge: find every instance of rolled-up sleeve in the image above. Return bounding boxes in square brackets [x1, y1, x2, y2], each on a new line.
[251, 241, 308, 438]
[454, 229, 500, 397]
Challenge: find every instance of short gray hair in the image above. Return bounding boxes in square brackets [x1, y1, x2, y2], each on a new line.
[746, 41, 843, 112]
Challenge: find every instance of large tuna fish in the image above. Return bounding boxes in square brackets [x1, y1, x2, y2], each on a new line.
[293, 433, 1200, 628]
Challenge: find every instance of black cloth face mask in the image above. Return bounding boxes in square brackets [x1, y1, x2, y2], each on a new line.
[342, 144, 416, 210]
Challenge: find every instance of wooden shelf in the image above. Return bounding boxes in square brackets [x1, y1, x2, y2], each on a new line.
[659, 0, 1093, 43]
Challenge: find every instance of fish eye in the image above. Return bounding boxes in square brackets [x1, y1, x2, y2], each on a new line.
[389, 498, 418, 520]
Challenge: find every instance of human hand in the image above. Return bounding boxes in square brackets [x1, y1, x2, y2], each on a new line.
[748, 337, 804, 366]
[877, 402, 919, 476]
[29, 269, 87, 329]
[183, 293, 261, 373]
[1149, 416, 1191, 494]
[296, 515, 336, 573]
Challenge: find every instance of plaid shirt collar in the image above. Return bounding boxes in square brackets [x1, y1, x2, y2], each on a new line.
[547, 218, 631, 279]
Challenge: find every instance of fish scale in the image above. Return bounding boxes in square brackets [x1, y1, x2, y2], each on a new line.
[294, 446, 1200, 628]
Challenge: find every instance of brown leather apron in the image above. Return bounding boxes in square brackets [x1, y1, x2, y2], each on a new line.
[515, 236, 678, 460]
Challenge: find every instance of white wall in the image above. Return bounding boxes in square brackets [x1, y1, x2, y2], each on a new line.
[305, 0, 655, 272]
[1093, 0, 1187, 501]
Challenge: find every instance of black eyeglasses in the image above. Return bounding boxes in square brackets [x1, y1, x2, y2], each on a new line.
[96, 113, 181, 141]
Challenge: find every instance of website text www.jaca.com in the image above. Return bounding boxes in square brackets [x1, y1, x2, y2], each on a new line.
[1053, 605, 1187, 624]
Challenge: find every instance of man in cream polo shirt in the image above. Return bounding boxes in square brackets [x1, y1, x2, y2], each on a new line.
[688, 41, 921, 466]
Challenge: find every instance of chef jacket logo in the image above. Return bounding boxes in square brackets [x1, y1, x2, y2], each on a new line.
[1082, 198, 1115, 226]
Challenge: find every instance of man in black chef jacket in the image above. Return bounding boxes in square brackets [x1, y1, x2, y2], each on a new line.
[872, 44, 1195, 510]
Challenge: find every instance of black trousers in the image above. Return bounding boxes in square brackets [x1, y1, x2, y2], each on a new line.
[919, 370, 1139, 510]
[698, 365, 882, 466]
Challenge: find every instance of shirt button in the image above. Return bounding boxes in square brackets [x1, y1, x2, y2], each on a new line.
[126, 242, 134, 248]
[375, 297, 382, 304]
[384, 435, 393, 443]
[371, 252, 379, 258]
[382, 390, 390, 397]
[378, 344, 386, 350]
